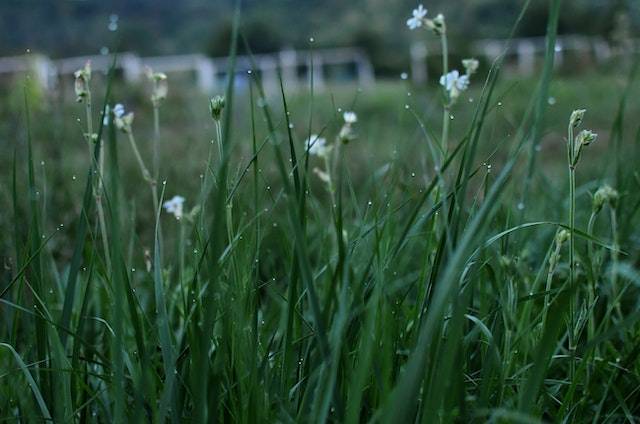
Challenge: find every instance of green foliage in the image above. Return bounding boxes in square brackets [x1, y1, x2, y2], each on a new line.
[2, 2, 640, 423]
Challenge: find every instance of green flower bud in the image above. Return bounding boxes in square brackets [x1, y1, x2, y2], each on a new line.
[74, 61, 92, 102]
[569, 109, 586, 128]
[593, 185, 618, 212]
[209, 95, 226, 122]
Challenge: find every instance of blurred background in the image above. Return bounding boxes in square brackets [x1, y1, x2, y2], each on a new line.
[0, 0, 639, 255]
[0, 0, 638, 74]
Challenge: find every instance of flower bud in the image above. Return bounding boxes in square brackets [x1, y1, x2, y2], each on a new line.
[569, 109, 586, 128]
[114, 111, 134, 133]
[555, 229, 570, 245]
[428, 13, 446, 35]
[209, 95, 226, 121]
[146, 67, 168, 106]
[576, 129, 597, 146]
[74, 61, 92, 102]
[462, 58, 479, 75]
[593, 185, 619, 212]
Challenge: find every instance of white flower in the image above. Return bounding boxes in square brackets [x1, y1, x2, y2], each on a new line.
[163, 195, 186, 220]
[114, 109, 134, 133]
[113, 103, 125, 118]
[343, 111, 358, 124]
[439, 70, 469, 100]
[407, 5, 428, 30]
[306, 134, 331, 157]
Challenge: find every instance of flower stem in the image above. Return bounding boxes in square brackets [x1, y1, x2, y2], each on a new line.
[567, 123, 576, 381]
[153, 104, 160, 183]
[440, 32, 450, 157]
[127, 131, 159, 213]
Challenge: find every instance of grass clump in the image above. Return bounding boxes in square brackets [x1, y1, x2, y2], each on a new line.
[2, 2, 640, 423]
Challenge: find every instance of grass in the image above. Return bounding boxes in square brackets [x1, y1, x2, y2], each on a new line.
[2, 2, 640, 423]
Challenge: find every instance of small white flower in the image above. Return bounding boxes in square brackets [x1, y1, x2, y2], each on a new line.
[455, 74, 470, 91]
[306, 134, 331, 157]
[343, 111, 358, 124]
[407, 5, 428, 30]
[163, 195, 186, 220]
[440, 70, 469, 99]
[113, 103, 125, 118]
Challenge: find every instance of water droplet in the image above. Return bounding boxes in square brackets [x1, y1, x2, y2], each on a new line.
[498, 101, 503, 107]
[100, 47, 109, 56]
[108, 14, 119, 31]
[548, 96, 557, 105]
[517, 202, 525, 210]
[309, 37, 315, 43]
[404, 104, 409, 110]
[400, 72, 408, 80]
[72, 175, 77, 180]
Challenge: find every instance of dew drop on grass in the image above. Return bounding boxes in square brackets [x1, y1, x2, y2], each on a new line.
[498, 101, 503, 107]
[400, 72, 408, 80]
[100, 47, 109, 55]
[367, 200, 372, 206]
[404, 104, 409, 110]
[72, 175, 76, 180]
[309, 37, 315, 43]
[548, 97, 557, 105]
[517, 202, 525, 211]
[288, 123, 294, 129]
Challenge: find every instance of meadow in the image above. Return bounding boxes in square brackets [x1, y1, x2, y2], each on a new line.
[1, 2, 640, 423]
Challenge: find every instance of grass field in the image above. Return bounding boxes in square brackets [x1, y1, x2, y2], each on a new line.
[2, 2, 640, 422]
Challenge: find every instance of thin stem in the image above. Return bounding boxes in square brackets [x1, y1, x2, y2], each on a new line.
[215, 120, 224, 164]
[153, 105, 160, 182]
[127, 131, 159, 213]
[610, 206, 621, 318]
[586, 211, 598, 342]
[567, 122, 576, 381]
[440, 32, 450, 157]
[542, 239, 563, 325]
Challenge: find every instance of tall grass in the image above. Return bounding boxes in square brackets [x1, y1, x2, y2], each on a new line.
[2, 1, 640, 423]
